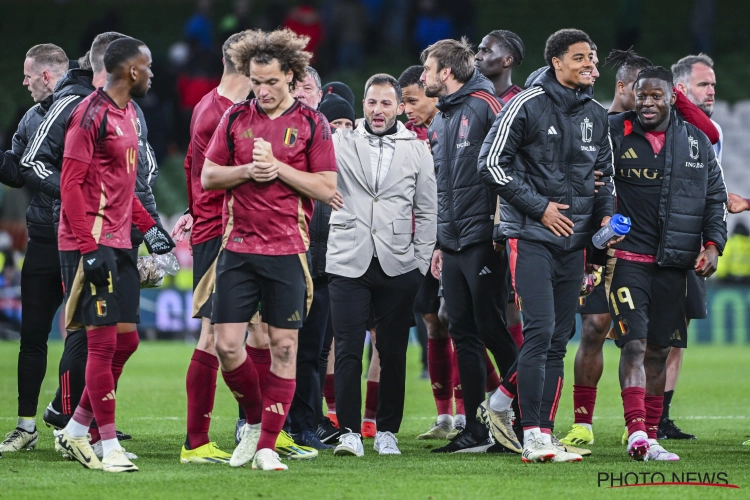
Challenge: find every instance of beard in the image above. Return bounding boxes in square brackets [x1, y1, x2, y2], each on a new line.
[687, 88, 713, 117]
[424, 80, 448, 98]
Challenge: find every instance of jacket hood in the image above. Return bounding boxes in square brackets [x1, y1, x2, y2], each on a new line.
[534, 67, 593, 114]
[437, 70, 496, 112]
[53, 68, 95, 99]
[356, 120, 416, 141]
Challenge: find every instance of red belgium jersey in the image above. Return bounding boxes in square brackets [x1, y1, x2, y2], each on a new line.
[204, 99, 336, 256]
[185, 88, 233, 245]
[59, 89, 140, 251]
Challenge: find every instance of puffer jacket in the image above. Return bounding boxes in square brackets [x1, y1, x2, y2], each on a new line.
[0, 96, 54, 190]
[307, 200, 331, 280]
[131, 101, 161, 246]
[609, 110, 727, 268]
[20, 69, 94, 241]
[427, 70, 503, 252]
[478, 67, 614, 251]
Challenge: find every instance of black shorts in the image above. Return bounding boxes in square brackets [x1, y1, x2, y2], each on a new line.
[685, 270, 707, 320]
[192, 236, 222, 318]
[60, 245, 140, 330]
[211, 249, 311, 328]
[578, 265, 609, 315]
[413, 270, 440, 314]
[605, 256, 687, 348]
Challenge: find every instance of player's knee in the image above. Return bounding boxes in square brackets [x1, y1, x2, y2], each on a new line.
[621, 339, 646, 362]
[270, 338, 296, 363]
[214, 336, 243, 362]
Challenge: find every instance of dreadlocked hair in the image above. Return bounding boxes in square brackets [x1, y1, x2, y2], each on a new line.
[227, 28, 312, 86]
[604, 47, 652, 83]
[486, 30, 525, 66]
[634, 65, 673, 90]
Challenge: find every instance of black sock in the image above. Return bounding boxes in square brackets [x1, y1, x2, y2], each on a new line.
[238, 403, 245, 421]
[661, 390, 674, 421]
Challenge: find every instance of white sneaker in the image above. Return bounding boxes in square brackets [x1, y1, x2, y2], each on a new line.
[0, 428, 38, 452]
[230, 423, 261, 467]
[417, 419, 453, 440]
[334, 430, 364, 457]
[521, 437, 557, 463]
[102, 448, 139, 472]
[374, 431, 401, 455]
[549, 436, 583, 462]
[647, 439, 679, 461]
[55, 429, 102, 469]
[252, 448, 288, 471]
[627, 431, 650, 461]
[91, 440, 138, 460]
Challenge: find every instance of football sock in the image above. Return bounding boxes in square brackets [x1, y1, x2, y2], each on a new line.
[257, 372, 295, 450]
[661, 390, 674, 420]
[66, 404, 92, 438]
[364, 381, 378, 421]
[221, 354, 262, 425]
[484, 349, 501, 393]
[323, 374, 336, 412]
[186, 349, 219, 449]
[437, 414, 453, 425]
[572, 385, 597, 425]
[17, 417, 35, 433]
[540, 428, 552, 445]
[489, 385, 514, 412]
[450, 345, 465, 416]
[509, 324, 524, 348]
[84, 325, 118, 441]
[245, 345, 271, 392]
[112, 331, 139, 386]
[427, 337, 453, 416]
[101, 437, 121, 457]
[622, 387, 647, 436]
[454, 414, 466, 428]
[645, 395, 664, 440]
[523, 426, 542, 446]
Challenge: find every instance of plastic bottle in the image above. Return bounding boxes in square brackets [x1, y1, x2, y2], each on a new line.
[138, 253, 180, 288]
[592, 214, 631, 249]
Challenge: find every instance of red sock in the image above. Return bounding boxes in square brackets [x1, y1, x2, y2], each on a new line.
[323, 374, 336, 413]
[72, 392, 94, 427]
[622, 387, 647, 436]
[450, 344, 465, 415]
[221, 354, 262, 424]
[89, 424, 101, 444]
[509, 324, 524, 348]
[541, 428, 552, 435]
[112, 331, 139, 386]
[84, 325, 118, 441]
[427, 338, 453, 415]
[186, 349, 219, 449]
[364, 381, 379, 420]
[484, 349, 500, 392]
[645, 395, 664, 440]
[256, 372, 295, 450]
[572, 385, 597, 425]
[245, 345, 271, 393]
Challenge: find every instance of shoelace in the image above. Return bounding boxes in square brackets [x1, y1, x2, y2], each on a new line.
[3, 429, 25, 443]
[379, 433, 399, 451]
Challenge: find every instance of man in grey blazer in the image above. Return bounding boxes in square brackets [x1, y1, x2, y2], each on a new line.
[326, 74, 437, 457]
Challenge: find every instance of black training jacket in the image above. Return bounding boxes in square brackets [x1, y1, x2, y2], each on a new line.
[131, 101, 162, 246]
[20, 69, 94, 242]
[478, 67, 615, 251]
[307, 200, 331, 281]
[609, 111, 727, 268]
[427, 70, 503, 252]
[0, 96, 55, 190]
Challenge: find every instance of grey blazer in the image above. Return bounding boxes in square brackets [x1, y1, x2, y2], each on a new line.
[325, 123, 437, 279]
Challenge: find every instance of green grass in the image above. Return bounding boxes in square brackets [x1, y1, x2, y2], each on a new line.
[0, 341, 748, 499]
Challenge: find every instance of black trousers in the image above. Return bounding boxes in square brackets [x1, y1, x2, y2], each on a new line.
[288, 279, 330, 434]
[441, 243, 517, 435]
[316, 309, 334, 425]
[329, 259, 421, 434]
[513, 240, 582, 429]
[18, 238, 64, 417]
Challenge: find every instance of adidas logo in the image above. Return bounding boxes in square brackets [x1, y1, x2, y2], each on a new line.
[265, 403, 285, 415]
[87, 258, 96, 265]
[432, 383, 443, 390]
[101, 391, 116, 401]
[621, 148, 638, 159]
[241, 128, 254, 139]
[574, 407, 589, 415]
[204, 412, 212, 419]
[479, 266, 492, 275]
[548, 126, 557, 135]
[231, 390, 244, 398]
[288, 311, 301, 322]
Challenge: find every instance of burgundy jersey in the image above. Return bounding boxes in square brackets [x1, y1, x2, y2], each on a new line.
[204, 99, 337, 255]
[499, 84, 524, 104]
[185, 88, 233, 245]
[405, 121, 429, 141]
[59, 90, 139, 251]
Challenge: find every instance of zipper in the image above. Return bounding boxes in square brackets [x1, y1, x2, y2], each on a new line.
[375, 138, 384, 192]
[656, 128, 675, 265]
[444, 113, 460, 249]
[563, 94, 577, 251]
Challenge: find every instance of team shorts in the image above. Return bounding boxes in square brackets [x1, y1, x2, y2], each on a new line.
[605, 255, 687, 348]
[578, 265, 609, 315]
[685, 270, 707, 320]
[60, 245, 140, 330]
[192, 236, 222, 318]
[413, 270, 440, 315]
[211, 249, 311, 329]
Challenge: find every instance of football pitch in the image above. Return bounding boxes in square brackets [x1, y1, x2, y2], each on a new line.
[0, 341, 748, 499]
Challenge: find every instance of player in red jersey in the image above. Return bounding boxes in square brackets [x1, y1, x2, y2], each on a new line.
[201, 28, 336, 471]
[474, 30, 525, 103]
[55, 38, 175, 473]
[171, 32, 252, 464]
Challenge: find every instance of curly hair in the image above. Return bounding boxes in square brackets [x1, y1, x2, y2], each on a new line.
[634, 65, 673, 90]
[604, 47, 652, 83]
[227, 29, 312, 85]
[544, 29, 593, 67]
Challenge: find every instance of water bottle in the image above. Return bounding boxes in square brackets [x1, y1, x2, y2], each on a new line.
[592, 214, 631, 249]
